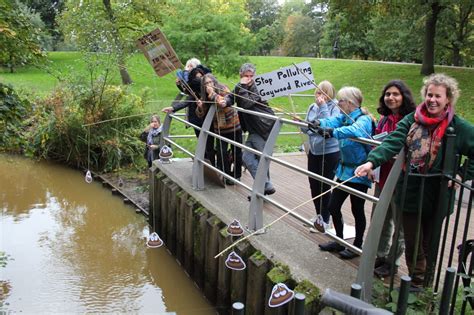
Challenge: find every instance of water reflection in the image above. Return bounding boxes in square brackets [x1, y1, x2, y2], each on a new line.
[0, 155, 214, 314]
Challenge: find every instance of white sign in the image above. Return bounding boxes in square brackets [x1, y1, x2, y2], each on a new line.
[254, 61, 314, 100]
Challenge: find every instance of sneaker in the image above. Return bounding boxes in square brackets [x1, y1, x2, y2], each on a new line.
[319, 241, 345, 252]
[264, 187, 276, 195]
[314, 215, 329, 233]
[309, 227, 318, 233]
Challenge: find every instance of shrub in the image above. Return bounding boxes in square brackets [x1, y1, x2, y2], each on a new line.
[0, 83, 31, 153]
[26, 78, 148, 172]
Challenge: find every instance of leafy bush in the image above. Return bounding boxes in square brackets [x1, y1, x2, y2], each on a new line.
[26, 77, 148, 172]
[0, 83, 31, 153]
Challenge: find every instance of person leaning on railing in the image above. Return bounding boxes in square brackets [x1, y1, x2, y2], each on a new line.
[309, 86, 374, 260]
[355, 73, 474, 288]
[139, 114, 162, 167]
[196, 73, 243, 184]
[300, 81, 340, 233]
[225, 63, 276, 195]
[162, 64, 216, 166]
[372, 80, 416, 278]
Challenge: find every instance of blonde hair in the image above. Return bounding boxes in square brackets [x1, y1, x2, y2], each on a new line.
[317, 80, 336, 99]
[150, 114, 160, 124]
[421, 73, 460, 106]
[337, 86, 363, 107]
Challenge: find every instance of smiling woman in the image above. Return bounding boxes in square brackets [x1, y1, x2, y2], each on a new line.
[355, 73, 474, 288]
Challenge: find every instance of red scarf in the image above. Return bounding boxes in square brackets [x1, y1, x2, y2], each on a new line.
[405, 102, 454, 173]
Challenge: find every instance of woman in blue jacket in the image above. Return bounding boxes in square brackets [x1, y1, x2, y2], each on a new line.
[310, 86, 373, 259]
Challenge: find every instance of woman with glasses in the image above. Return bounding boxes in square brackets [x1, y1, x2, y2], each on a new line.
[196, 74, 242, 183]
[309, 86, 374, 259]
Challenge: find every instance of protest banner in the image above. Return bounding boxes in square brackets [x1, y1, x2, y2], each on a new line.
[254, 61, 314, 100]
[136, 28, 183, 77]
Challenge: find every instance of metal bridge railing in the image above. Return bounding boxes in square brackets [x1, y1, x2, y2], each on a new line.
[161, 101, 472, 313]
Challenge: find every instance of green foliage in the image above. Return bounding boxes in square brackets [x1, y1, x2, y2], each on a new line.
[0, 83, 31, 153]
[282, 14, 321, 57]
[0, 0, 46, 72]
[21, 53, 149, 171]
[372, 279, 439, 314]
[160, 0, 251, 77]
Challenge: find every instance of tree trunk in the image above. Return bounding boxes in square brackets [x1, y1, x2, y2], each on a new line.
[9, 54, 14, 73]
[421, 2, 443, 75]
[102, 0, 132, 85]
[452, 46, 462, 66]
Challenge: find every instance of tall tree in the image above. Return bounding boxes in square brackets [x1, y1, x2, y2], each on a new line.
[102, 0, 131, 84]
[436, 0, 473, 66]
[59, 0, 161, 84]
[0, 0, 45, 72]
[421, 1, 444, 75]
[160, 0, 252, 77]
[20, 0, 64, 49]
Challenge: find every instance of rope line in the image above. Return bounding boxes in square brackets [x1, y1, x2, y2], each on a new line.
[214, 174, 358, 258]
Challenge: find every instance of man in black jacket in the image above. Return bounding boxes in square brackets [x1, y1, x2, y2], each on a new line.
[226, 63, 276, 195]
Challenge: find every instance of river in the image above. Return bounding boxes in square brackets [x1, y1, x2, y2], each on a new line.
[0, 155, 215, 314]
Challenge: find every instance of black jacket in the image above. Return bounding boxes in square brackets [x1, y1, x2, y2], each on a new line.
[226, 82, 275, 140]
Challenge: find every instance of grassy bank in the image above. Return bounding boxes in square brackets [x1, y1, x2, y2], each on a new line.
[1, 52, 472, 121]
[1, 52, 472, 153]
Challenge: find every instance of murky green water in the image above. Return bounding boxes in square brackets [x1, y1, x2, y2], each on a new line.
[0, 155, 214, 314]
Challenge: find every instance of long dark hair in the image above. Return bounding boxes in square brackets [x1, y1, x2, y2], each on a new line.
[377, 80, 416, 116]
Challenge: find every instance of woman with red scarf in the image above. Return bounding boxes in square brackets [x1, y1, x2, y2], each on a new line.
[372, 80, 416, 278]
[355, 74, 474, 288]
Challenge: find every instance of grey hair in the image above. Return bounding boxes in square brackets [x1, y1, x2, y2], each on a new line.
[185, 58, 201, 70]
[421, 73, 460, 107]
[337, 86, 363, 107]
[239, 63, 256, 76]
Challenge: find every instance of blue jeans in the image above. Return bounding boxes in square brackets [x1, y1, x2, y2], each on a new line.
[242, 133, 273, 190]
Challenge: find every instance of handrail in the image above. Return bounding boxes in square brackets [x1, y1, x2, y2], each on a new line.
[160, 100, 390, 257]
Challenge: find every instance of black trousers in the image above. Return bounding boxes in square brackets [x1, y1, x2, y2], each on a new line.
[307, 151, 340, 221]
[194, 127, 216, 167]
[216, 130, 243, 179]
[329, 181, 369, 248]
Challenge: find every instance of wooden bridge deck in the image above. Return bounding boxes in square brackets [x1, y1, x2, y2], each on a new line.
[223, 152, 473, 283]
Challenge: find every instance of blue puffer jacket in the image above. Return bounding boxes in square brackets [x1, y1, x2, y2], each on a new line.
[319, 108, 373, 187]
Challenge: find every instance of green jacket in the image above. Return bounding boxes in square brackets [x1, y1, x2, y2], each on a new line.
[367, 113, 474, 214]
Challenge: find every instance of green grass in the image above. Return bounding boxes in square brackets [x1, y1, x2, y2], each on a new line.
[1, 52, 472, 120]
[1, 52, 472, 153]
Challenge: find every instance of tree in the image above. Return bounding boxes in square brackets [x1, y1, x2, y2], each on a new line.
[282, 14, 321, 57]
[20, 0, 65, 50]
[160, 0, 252, 77]
[59, 0, 160, 84]
[0, 0, 45, 72]
[246, 0, 280, 33]
[436, 0, 473, 66]
[420, 1, 444, 75]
